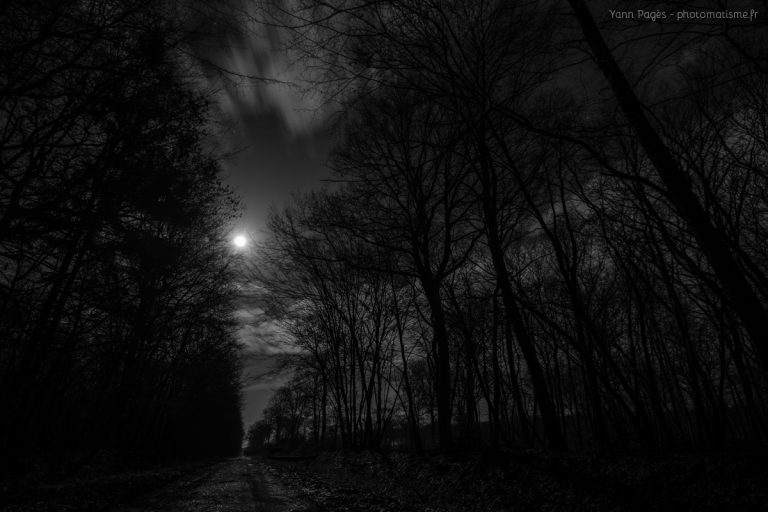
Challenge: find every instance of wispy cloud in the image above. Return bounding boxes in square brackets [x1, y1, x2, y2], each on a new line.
[190, 0, 329, 137]
[233, 306, 302, 357]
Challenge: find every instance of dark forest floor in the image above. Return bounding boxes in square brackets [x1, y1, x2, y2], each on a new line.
[0, 460, 220, 511]
[261, 449, 768, 511]
[2, 451, 767, 511]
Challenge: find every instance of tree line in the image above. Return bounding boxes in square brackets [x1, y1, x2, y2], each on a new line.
[0, 0, 243, 474]
[248, 0, 768, 453]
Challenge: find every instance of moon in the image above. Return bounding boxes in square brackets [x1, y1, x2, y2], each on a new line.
[233, 234, 248, 248]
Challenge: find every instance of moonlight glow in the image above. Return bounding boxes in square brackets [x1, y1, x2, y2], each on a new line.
[233, 234, 248, 248]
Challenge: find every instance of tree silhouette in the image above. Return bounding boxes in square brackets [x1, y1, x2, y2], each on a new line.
[248, 0, 768, 453]
[0, 0, 244, 474]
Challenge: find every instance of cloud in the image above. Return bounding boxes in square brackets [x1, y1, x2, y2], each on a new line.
[190, 0, 330, 138]
[234, 306, 302, 358]
[236, 319, 296, 355]
[233, 307, 261, 321]
[243, 366, 292, 392]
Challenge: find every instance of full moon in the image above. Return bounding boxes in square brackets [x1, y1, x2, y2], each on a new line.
[233, 234, 248, 248]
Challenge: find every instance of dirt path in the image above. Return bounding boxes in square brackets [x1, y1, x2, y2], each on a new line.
[113, 458, 321, 512]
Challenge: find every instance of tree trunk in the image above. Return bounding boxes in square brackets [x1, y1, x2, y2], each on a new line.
[475, 137, 567, 450]
[423, 281, 453, 450]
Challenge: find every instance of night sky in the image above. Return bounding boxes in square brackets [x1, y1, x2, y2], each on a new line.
[225, 123, 331, 429]
[186, 1, 335, 427]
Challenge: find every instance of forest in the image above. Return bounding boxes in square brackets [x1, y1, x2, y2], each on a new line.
[0, 0, 244, 477]
[247, 0, 768, 455]
[3, 0, 768, 503]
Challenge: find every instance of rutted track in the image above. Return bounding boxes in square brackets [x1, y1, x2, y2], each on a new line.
[113, 458, 322, 512]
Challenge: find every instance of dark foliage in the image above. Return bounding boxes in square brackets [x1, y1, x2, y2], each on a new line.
[0, 0, 243, 476]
